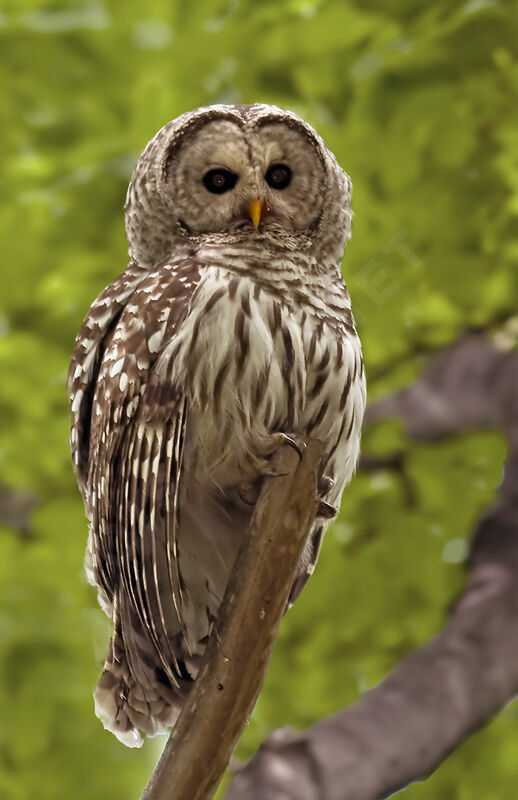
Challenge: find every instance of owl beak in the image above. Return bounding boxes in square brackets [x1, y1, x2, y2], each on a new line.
[248, 199, 263, 229]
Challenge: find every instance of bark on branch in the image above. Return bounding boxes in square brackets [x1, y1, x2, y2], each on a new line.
[224, 333, 518, 800]
[141, 439, 324, 800]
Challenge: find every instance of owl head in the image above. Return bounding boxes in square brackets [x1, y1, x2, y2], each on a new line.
[125, 104, 352, 270]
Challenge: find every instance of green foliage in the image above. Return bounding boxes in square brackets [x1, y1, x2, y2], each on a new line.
[0, 0, 517, 796]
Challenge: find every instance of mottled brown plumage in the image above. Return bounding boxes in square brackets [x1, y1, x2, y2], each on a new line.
[68, 104, 366, 746]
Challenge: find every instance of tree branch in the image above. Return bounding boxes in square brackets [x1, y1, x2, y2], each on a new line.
[141, 439, 324, 800]
[224, 333, 518, 800]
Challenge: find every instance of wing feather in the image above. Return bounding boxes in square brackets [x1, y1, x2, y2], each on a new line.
[68, 261, 147, 492]
[165, 403, 190, 647]
[147, 426, 181, 674]
[72, 257, 202, 685]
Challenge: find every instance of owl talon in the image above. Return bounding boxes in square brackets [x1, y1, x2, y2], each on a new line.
[256, 432, 305, 459]
[280, 434, 306, 461]
[318, 475, 334, 495]
[317, 500, 337, 519]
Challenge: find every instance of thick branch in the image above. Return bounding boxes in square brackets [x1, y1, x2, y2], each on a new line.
[225, 333, 518, 800]
[365, 332, 518, 441]
[226, 502, 518, 800]
[141, 440, 324, 800]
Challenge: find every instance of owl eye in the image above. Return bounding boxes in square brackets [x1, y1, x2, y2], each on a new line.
[265, 163, 292, 190]
[203, 168, 238, 195]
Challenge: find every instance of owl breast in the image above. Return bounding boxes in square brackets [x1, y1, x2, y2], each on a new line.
[168, 265, 363, 489]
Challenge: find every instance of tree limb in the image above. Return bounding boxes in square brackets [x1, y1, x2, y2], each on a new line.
[141, 439, 324, 800]
[225, 333, 518, 800]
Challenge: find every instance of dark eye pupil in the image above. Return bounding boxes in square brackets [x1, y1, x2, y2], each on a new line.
[203, 168, 238, 194]
[265, 164, 291, 190]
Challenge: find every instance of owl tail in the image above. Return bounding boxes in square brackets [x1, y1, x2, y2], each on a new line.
[94, 595, 183, 747]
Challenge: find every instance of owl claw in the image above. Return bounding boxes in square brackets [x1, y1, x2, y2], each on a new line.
[318, 475, 334, 495]
[250, 432, 307, 478]
[256, 432, 306, 459]
[317, 500, 337, 519]
[279, 433, 306, 461]
[317, 469, 335, 517]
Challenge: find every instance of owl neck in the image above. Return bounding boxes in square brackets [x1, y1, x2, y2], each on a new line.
[196, 238, 321, 278]
[192, 238, 351, 323]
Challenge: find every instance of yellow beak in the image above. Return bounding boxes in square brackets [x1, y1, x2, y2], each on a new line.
[248, 199, 262, 229]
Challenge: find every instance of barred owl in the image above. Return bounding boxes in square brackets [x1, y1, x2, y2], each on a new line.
[68, 104, 366, 747]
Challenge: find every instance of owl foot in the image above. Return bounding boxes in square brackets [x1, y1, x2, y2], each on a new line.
[317, 466, 336, 518]
[317, 500, 337, 519]
[257, 432, 306, 460]
[318, 475, 334, 495]
[251, 432, 307, 477]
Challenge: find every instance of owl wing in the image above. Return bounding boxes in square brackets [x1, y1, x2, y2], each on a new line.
[68, 260, 148, 493]
[70, 257, 201, 686]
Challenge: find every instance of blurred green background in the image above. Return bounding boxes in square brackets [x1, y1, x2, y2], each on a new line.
[1, 0, 517, 797]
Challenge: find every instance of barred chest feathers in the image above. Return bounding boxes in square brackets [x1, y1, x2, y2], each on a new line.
[168, 263, 364, 488]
